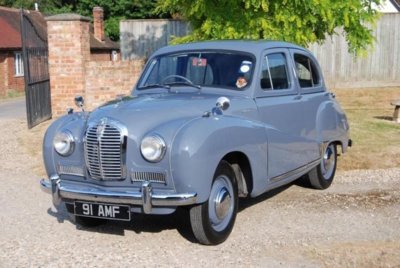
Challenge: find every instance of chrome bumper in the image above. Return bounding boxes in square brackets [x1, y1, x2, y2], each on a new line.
[40, 175, 197, 214]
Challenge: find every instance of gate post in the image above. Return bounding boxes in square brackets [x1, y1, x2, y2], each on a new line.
[46, 14, 91, 116]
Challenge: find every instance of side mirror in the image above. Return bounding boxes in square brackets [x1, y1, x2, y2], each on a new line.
[216, 96, 230, 111]
[74, 95, 84, 108]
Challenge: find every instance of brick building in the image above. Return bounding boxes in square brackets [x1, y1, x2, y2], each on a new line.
[0, 6, 119, 97]
[0, 7, 42, 97]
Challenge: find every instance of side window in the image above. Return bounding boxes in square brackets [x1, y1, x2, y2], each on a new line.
[260, 53, 289, 90]
[294, 54, 320, 88]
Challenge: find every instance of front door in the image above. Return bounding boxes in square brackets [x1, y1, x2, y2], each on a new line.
[254, 48, 320, 181]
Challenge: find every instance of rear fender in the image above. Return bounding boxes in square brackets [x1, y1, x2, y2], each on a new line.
[316, 100, 350, 153]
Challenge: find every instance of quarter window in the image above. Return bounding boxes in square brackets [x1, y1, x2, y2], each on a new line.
[14, 52, 24, 76]
[294, 54, 320, 88]
[260, 53, 289, 90]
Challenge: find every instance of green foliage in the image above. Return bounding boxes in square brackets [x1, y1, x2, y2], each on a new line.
[1, 0, 169, 41]
[104, 16, 122, 41]
[157, 0, 382, 54]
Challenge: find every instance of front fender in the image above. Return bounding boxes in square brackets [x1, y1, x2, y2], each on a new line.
[43, 113, 87, 177]
[170, 115, 268, 203]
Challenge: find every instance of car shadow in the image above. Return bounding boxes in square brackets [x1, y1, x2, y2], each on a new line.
[238, 182, 297, 212]
[46, 179, 310, 243]
[47, 204, 197, 242]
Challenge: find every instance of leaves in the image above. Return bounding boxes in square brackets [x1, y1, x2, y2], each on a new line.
[157, 0, 382, 54]
[0, 0, 170, 41]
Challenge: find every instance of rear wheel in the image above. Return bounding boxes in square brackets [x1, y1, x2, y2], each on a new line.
[189, 160, 238, 245]
[306, 143, 337, 189]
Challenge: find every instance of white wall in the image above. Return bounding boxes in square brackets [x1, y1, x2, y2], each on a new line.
[373, 0, 399, 13]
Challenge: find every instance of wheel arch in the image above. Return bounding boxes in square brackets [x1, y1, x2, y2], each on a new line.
[222, 151, 253, 198]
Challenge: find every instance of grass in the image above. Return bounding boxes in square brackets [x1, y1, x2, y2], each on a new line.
[334, 87, 400, 171]
[0, 89, 25, 100]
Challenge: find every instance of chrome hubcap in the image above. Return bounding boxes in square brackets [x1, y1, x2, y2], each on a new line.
[215, 188, 232, 220]
[321, 144, 336, 180]
[208, 175, 234, 232]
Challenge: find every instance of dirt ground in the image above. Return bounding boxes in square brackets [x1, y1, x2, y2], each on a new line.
[0, 117, 399, 267]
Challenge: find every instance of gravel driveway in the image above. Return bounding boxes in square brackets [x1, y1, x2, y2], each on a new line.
[0, 117, 399, 267]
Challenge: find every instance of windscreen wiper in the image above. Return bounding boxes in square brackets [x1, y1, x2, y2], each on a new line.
[164, 82, 201, 90]
[139, 84, 170, 90]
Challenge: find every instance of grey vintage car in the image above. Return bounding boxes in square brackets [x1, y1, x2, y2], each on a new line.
[40, 40, 351, 245]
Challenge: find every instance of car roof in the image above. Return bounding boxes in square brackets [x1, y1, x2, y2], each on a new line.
[152, 40, 308, 57]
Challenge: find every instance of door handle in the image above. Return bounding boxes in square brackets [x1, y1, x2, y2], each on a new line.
[294, 95, 302, 100]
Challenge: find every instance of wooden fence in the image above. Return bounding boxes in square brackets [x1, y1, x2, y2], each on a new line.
[309, 13, 400, 88]
[120, 14, 400, 89]
[120, 19, 190, 60]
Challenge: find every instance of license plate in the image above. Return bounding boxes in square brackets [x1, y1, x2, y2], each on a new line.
[74, 201, 131, 221]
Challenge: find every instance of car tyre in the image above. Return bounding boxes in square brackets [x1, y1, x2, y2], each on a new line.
[189, 160, 238, 245]
[306, 143, 337, 189]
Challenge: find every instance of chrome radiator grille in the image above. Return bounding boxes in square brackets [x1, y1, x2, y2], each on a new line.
[84, 120, 126, 180]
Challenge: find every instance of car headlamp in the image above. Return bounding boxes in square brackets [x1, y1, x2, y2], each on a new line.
[140, 134, 166, 163]
[53, 130, 75, 156]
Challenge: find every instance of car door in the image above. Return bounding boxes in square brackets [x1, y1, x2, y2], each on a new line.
[254, 48, 320, 182]
[289, 49, 336, 143]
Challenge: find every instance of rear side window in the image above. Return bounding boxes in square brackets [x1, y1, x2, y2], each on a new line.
[260, 53, 290, 90]
[294, 54, 320, 88]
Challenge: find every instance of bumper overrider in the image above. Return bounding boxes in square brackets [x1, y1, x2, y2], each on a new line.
[40, 175, 197, 214]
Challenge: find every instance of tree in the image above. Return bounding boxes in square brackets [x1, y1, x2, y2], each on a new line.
[74, 0, 169, 40]
[157, 0, 382, 54]
[0, 0, 169, 41]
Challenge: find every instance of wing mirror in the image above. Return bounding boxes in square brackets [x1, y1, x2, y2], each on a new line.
[74, 95, 85, 112]
[216, 97, 230, 111]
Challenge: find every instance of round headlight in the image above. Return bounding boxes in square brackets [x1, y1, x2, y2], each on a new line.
[140, 135, 166, 163]
[53, 130, 75, 156]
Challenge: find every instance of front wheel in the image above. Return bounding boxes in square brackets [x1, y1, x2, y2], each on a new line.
[306, 143, 337, 189]
[189, 160, 238, 245]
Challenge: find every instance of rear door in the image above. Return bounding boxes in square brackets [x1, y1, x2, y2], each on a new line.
[254, 48, 319, 181]
[290, 49, 334, 146]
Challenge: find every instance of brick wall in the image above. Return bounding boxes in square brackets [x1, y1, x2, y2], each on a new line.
[46, 13, 143, 116]
[0, 53, 6, 96]
[90, 50, 118, 61]
[0, 52, 24, 97]
[6, 52, 24, 92]
[47, 15, 90, 115]
[85, 60, 143, 110]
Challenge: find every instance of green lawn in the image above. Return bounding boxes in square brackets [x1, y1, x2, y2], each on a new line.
[335, 87, 400, 171]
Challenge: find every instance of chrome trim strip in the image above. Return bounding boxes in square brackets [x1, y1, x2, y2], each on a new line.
[130, 171, 166, 184]
[270, 158, 321, 183]
[40, 175, 197, 213]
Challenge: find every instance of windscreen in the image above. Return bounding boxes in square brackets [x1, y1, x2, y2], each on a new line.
[138, 52, 255, 90]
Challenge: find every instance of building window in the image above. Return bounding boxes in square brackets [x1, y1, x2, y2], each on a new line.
[14, 52, 24, 76]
